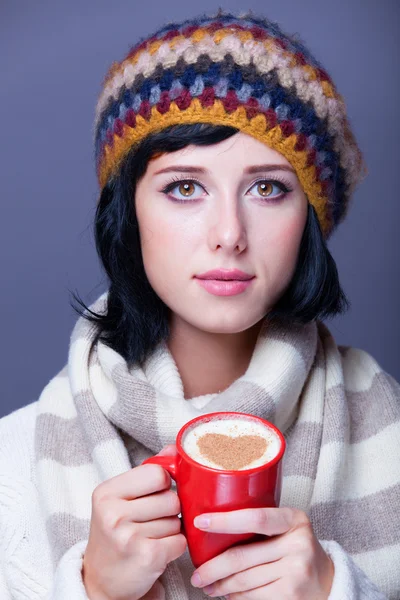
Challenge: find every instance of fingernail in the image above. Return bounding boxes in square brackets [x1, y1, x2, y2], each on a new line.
[203, 584, 215, 595]
[194, 515, 211, 529]
[191, 572, 202, 587]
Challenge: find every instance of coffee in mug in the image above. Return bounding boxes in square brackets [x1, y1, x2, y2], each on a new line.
[182, 415, 281, 471]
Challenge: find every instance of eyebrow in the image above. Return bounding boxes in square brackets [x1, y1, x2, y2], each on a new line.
[153, 164, 296, 176]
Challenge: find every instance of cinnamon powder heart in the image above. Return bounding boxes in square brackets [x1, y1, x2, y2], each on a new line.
[196, 433, 268, 470]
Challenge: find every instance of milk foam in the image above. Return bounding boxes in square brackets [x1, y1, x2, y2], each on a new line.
[182, 418, 281, 470]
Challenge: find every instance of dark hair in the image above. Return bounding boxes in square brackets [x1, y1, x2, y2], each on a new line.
[71, 123, 350, 365]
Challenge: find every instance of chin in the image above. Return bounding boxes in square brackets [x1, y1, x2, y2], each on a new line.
[187, 312, 266, 335]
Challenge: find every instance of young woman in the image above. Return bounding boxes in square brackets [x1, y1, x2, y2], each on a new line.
[1, 9, 398, 600]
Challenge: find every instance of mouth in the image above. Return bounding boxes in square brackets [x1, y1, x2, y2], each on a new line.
[194, 276, 255, 297]
[195, 269, 255, 281]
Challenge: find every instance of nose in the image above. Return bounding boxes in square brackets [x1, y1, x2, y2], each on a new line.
[208, 197, 248, 254]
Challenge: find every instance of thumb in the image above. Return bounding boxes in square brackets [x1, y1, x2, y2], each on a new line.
[158, 444, 177, 457]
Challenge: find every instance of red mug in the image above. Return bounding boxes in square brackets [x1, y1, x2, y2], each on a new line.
[142, 411, 286, 567]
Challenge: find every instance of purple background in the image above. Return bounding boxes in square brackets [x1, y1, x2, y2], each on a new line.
[1, 0, 399, 418]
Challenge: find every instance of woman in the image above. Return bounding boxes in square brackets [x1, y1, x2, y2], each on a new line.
[0, 9, 398, 600]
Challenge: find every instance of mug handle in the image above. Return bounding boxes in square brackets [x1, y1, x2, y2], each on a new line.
[142, 454, 178, 480]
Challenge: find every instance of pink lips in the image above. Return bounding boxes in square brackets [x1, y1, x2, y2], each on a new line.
[195, 269, 255, 296]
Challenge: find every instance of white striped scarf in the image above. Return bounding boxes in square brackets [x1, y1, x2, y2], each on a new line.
[35, 292, 400, 599]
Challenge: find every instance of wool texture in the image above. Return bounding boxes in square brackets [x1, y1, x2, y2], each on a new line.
[32, 292, 400, 599]
[94, 8, 367, 240]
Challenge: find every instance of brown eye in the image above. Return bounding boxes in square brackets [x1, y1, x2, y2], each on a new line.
[161, 178, 205, 203]
[179, 182, 196, 197]
[257, 182, 274, 197]
[249, 179, 290, 202]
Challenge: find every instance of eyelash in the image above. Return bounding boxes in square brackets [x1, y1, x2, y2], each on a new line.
[160, 175, 293, 204]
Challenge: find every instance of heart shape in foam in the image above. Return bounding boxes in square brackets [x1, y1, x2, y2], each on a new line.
[196, 433, 268, 470]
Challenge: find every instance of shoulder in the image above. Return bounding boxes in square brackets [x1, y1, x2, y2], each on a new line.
[318, 319, 400, 437]
[337, 343, 400, 397]
[335, 343, 400, 440]
[0, 364, 71, 482]
[0, 401, 38, 481]
[318, 320, 399, 395]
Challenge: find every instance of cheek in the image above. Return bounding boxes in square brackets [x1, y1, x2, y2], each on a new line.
[141, 216, 195, 252]
[260, 210, 306, 273]
[138, 211, 198, 281]
[276, 218, 304, 253]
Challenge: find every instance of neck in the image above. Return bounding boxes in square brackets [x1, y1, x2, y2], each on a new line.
[167, 316, 265, 399]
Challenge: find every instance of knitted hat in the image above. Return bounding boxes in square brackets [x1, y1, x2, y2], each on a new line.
[94, 9, 367, 240]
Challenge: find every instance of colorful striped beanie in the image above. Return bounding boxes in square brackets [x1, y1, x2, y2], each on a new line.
[94, 9, 367, 240]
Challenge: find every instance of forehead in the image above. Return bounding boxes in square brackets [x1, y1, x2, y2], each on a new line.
[147, 132, 293, 173]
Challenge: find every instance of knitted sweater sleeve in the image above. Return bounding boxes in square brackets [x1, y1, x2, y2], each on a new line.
[46, 540, 90, 599]
[320, 540, 388, 599]
[0, 561, 11, 600]
[0, 402, 90, 600]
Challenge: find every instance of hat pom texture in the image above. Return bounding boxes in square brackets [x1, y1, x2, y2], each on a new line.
[94, 9, 367, 240]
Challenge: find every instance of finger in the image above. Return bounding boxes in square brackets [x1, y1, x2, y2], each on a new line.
[157, 532, 187, 563]
[194, 507, 308, 536]
[125, 490, 181, 522]
[191, 538, 284, 588]
[140, 516, 182, 539]
[202, 562, 283, 597]
[95, 463, 171, 501]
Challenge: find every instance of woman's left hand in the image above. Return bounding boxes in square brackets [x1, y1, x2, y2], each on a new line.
[190, 507, 334, 599]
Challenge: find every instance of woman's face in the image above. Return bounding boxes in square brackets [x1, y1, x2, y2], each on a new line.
[135, 131, 308, 334]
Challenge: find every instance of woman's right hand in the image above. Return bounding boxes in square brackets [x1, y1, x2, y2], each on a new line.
[82, 445, 187, 600]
